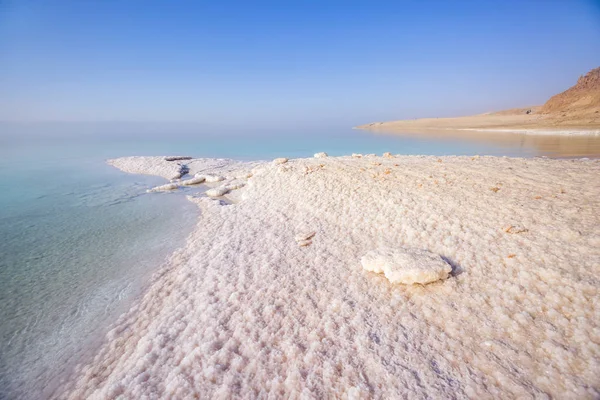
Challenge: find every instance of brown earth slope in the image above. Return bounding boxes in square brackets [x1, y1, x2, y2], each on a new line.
[541, 67, 600, 120]
[358, 67, 600, 132]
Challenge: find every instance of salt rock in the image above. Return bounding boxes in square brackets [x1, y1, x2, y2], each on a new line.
[383, 152, 393, 158]
[181, 176, 206, 186]
[164, 156, 192, 161]
[314, 152, 328, 158]
[206, 186, 230, 197]
[204, 175, 225, 183]
[295, 231, 316, 242]
[226, 182, 246, 190]
[361, 248, 452, 285]
[504, 225, 528, 234]
[273, 158, 288, 165]
[352, 153, 363, 158]
[147, 183, 180, 192]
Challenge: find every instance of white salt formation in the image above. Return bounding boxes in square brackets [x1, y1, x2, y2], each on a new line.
[108, 157, 240, 180]
[205, 186, 230, 197]
[273, 157, 288, 165]
[294, 231, 316, 242]
[295, 231, 316, 247]
[206, 183, 246, 198]
[146, 182, 180, 192]
[181, 176, 206, 186]
[314, 152, 328, 158]
[164, 156, 193, 161]
[63, 155, 600, 399]
[361, 248, 452, 285]
[204, 174, 225, 183]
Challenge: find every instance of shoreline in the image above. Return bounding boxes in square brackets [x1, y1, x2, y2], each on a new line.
[357, 123, 600, 137]
[62, 154, 600, 398]
[356, 107, 600, 137]
[455, 128, 600, 136]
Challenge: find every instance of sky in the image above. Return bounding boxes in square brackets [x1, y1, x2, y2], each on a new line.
[0, 0, 599, 127]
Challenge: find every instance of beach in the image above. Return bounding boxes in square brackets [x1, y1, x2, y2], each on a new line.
[61, 153, 600, 399]
[356, 107, 600, 136]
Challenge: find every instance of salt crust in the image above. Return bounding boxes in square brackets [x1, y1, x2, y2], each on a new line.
[65, 155, 600, 399]
[273, 158, 289, 165]
[361, 247, 452, 285]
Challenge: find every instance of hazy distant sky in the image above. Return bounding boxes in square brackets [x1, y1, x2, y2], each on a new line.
[1, 0, 599, 127]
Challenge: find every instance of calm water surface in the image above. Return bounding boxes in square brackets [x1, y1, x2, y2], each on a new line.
[0, 123, 599, 399]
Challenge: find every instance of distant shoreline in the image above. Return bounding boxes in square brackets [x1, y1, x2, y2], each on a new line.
[358, 67, 600, 136]
[356, 107, 600, 136]
[356, 124, 600, 136]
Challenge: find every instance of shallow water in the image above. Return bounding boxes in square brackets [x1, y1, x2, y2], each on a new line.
[0, 138, 199, 398]
[0, 123, 599, 399]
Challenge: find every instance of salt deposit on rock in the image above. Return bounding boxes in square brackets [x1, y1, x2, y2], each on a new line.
[314, 152, 328, 158]
[361, 248, 452, 285]
[204, 182, 246, 198]
[181, 176, 206, 186]
[295, 231, 316, 242]
[204, 175, 225, 183]
[352, 153, 362, 158]
[164, 156, 193, 161]
[273, 158, 288, 165]
[109, 157, 234, 181]
[383, 152, 393, 158]
[205, 186, 230, 197]
[226, 182, 246, 191]
[504, 225, 529, 234]
[146, 182, 180, 192]
[64, 155, 600, 399]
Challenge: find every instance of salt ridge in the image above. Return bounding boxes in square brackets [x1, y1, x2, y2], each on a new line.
[63, 154, 600, 399]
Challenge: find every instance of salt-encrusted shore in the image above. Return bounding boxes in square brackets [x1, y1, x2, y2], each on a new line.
[64, 154, 599, 399]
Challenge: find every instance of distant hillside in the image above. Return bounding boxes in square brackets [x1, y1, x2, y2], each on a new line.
[541, 67, 600, 118]
[357, 66, 600, 132]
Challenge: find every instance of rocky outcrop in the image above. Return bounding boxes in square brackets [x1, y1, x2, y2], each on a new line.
[541, 67, 600, 117]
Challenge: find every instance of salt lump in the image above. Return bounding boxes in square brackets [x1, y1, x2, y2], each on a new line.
[295, 231, 316, 241]
[273, 158, 288, 165]
[204, 175, 225, 183]
[361, 248, 452, 285]
[314, 152, 328, 158]
[181, 176, 206, 186]
[206, 186, 230, 197]
[164, 156, 192, 161]
[147, 182, 180, 192]
[295, 231, 316, 247]
[206, 183, 246, 197]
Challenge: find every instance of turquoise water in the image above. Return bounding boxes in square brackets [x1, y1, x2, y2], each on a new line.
[1, 123, 599, 399]
[0, 134, 200, 399]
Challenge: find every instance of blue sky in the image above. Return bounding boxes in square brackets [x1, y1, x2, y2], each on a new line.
[1, 0, 599, 127]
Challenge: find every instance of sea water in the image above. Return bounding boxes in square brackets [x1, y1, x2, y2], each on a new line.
[1, 122, 599, 399]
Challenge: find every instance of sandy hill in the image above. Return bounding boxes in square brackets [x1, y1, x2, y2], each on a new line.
[541, 67, 600, 118]
[358, 67, 600, 132]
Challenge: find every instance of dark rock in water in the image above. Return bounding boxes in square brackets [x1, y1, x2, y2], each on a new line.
[165, 156, 193, 161]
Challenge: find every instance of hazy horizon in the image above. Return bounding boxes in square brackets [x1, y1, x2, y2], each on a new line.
[1, 0, 599, 127]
